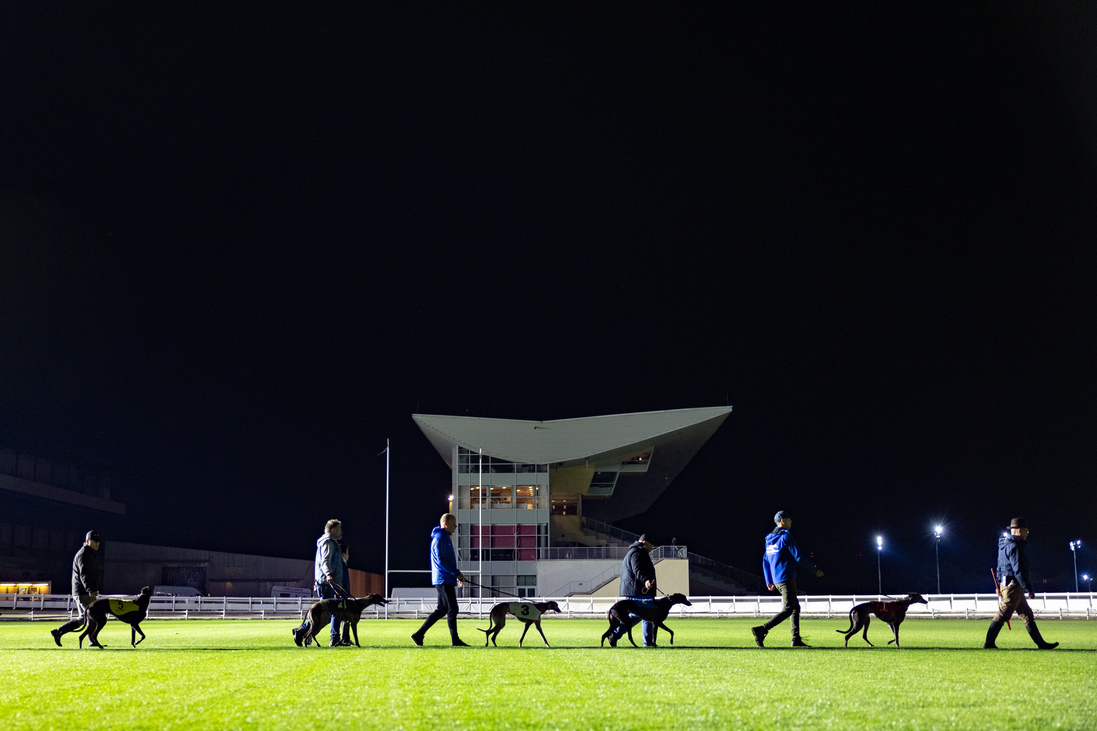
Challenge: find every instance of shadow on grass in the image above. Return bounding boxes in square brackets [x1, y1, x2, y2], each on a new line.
[12, 643, 1097, 653]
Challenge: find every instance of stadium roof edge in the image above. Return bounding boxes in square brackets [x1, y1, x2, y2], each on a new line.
[412, 406, 732, 467]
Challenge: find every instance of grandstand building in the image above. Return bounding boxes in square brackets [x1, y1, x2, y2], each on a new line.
[412, 406, 754, 598]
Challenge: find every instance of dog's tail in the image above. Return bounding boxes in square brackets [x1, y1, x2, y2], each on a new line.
[835, 607, 856, 634]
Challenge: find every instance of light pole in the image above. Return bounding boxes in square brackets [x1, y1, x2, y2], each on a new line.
[933, 525, 943, 595]
[1069, 540, 1082, 592]
[876, 535, 883, 596]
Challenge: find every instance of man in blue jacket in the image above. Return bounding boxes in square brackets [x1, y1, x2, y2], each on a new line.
[984, 517, 1058, 650]
[752, 511, 823, 648]
[411, 513, 469, 647]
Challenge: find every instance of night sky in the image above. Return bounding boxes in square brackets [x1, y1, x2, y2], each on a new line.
[2, 5, 1094, 595]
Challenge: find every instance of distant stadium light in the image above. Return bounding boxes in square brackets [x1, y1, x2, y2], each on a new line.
[875, 535, 883, 596]
[1070, 540, 1083, 592]
[933, 526, 944, 594]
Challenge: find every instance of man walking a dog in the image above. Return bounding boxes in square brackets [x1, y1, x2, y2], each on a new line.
[410, 513, 469, 647]
[753, 511, 823, 648]
[984, 517, 1058, 650]
[293, 519, 351, 647]
[605, 534, 659, 647]
[51, 530, 101, 647]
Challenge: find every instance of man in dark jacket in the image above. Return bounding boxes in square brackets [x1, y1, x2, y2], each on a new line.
[607, 535, 659, 647]
[51, 530, 101, 646]
[410, 513, 469, 647]
[752, 511, 823, 648]
[984, 517, 1058, 649]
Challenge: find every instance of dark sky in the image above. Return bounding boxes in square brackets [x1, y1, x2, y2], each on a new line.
[2, 5, 1094, 594]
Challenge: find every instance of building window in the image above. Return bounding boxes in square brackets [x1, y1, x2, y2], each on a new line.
[490, 485, 512, 507]
[516, 485, 543, 509]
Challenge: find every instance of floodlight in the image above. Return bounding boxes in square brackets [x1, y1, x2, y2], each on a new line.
[1070, 540, 1083, 592]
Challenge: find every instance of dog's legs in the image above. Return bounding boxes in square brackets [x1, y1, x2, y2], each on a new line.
[85, 619, 104, 649]
[350, 619, 360, 648]
[518, 621, 533, 647]
[656, 622, 674, 646]
[481, 613, 504, 646]
[601, 621, 620, 647]
[533, 620, 550, 648]
[859, 615, 874, 647]
[626, 625, 639, 648]
[887, 622, 900, 647]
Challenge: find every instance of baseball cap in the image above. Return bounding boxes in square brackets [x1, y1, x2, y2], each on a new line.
[774, 511, 790, 523]
[86, 530, 101, 542]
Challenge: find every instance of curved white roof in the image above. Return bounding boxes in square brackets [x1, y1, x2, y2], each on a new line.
[413, 406, 732, 466]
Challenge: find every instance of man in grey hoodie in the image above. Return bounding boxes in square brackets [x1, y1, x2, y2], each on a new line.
[293, 519, 350, 647]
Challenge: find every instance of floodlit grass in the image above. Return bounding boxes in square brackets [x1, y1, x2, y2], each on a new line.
[2, 617, 1095, 729]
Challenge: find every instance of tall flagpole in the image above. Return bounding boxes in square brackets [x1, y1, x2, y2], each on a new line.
[384, 438, 390, 618]
[478, 447, 483, 610]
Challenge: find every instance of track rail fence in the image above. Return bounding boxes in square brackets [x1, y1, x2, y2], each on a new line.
[2, 592, 1095, 621]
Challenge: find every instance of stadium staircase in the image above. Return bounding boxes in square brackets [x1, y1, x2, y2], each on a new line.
[580, 518, 762, 595]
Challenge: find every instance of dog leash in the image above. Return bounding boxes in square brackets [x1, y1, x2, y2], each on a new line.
[462, 579, 526, 597]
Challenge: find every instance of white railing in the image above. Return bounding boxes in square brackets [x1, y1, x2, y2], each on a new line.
[3, 592, 1095, 620]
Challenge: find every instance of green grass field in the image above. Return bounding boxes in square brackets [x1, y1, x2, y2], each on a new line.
[2, 617, 1095, 730]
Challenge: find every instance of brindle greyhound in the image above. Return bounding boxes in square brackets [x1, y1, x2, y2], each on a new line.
[837, 592, 928, 648]
[478, 600, 562, 647]
[79, 586, 154, 649]
[301, 594, 388, 648]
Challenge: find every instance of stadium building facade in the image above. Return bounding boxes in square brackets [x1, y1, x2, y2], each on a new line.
[412, 406, 733, 597]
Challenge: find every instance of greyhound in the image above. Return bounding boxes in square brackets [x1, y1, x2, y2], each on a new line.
[601, 593, 692, 647]
[300, 594, 388, 648]
[79, 586, 154, 648]
[478, 600, 562, 647]
[837, 593, 928, 648]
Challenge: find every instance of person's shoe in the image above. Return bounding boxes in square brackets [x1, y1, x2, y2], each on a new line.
[51, 629, 62, 647]
[410, 633, 424, 646]
[451, 639, 470, 647]
[751, 626, 767, 648]
[338, 638, 355, 647]
[291, 628, 303, 647]
[790, 638, 812, 647]
[1026, 622, 1058, 650]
